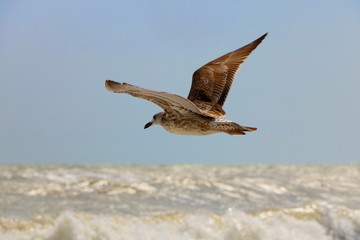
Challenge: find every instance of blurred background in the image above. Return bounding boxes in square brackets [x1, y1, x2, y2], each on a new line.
[1, 0, 359, 164]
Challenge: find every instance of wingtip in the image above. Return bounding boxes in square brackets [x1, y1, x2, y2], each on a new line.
[105, 79, 117, 92]
[258, 32, 268, 41]
[248, 32, 268, 47]
[105, 80, 131, 93]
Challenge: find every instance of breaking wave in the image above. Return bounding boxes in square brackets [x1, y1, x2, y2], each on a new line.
[1, 202, 359, 240]
[1, 164, 359, 239]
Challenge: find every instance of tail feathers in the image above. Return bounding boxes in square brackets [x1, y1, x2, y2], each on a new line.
[226, 125, 257, 135]
[242, 126, 257, 132]
[227, 130, 246, 135]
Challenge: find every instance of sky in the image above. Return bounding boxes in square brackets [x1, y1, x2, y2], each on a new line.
[0, 0, 359, 164]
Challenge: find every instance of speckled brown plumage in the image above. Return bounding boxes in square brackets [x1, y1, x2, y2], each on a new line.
[105, 33, 267, 135]
[188, 33, 267, 117]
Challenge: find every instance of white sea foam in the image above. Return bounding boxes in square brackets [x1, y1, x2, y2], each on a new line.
[1, 203, 359, 240]
[0, 164, 359, 239]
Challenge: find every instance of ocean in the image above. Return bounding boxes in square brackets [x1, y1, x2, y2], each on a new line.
[0, 164, 359, 240]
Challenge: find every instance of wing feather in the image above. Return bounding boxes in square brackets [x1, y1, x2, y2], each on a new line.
[105, 80, 204, 117]
[187, 33, 268, 117]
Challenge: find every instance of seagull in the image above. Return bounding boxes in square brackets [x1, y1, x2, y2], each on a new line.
[105, 33, 267, 135]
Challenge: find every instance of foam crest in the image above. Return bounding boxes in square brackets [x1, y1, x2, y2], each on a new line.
[1, 203, 359, 240]
[1, 165, 359, 239]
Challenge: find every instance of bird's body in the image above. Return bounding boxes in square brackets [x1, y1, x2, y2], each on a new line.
[151, 112, 257, 135]
[105, 33, 267, 136]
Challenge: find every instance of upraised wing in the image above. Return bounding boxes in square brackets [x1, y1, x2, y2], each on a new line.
[105, 80, 205, 117]
[187, 33, 268, 117]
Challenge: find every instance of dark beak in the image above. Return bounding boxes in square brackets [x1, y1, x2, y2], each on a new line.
[144, 122, 153, 129]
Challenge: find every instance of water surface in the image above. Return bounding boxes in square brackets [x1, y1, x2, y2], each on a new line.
[0, 164, 359, 239]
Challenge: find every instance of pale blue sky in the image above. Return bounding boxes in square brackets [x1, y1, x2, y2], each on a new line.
[1, 1, 359, 164]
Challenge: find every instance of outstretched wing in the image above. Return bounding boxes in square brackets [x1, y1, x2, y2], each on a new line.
[105, 80, 204, 117]
[187, 33, 268, 117]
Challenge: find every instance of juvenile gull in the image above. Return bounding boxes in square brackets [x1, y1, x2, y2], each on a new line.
[105, 33, 267, 135]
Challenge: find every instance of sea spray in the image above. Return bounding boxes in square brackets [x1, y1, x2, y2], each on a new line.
[0, 164, 359, 239]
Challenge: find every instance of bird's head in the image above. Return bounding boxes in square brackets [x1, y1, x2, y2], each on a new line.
[144, 112, 165, 129]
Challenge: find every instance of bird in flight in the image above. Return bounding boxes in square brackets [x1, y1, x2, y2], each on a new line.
[105, 33, 267, 135]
